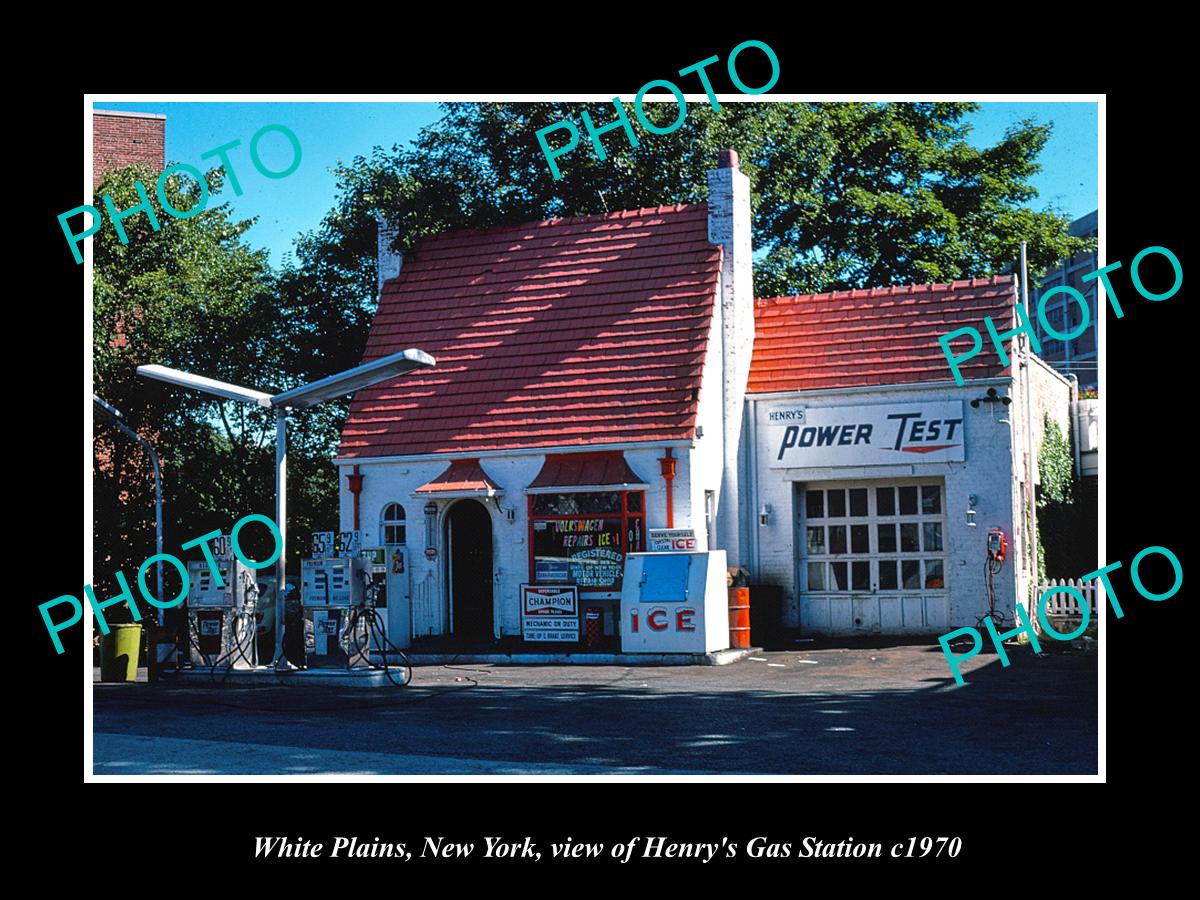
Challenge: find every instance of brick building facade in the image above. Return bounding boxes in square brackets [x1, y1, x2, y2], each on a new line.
[93, 110, 165, 187]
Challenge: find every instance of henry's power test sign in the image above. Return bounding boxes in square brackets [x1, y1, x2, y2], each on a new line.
[768, 401, 966, 467]
[520, 585, 579, 642]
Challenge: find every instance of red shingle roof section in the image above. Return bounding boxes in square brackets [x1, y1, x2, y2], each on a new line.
[415, 459, 501, 494]
[748, 276, 1017, 393]
[339, 205, 720, 459]
[527, 451, 648, 490]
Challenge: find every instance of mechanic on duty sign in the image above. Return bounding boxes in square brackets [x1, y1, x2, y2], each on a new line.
[520, 584, 579, 642]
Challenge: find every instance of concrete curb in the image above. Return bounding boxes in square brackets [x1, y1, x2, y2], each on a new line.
[374, 647, 760, 667]
[172, 667, 395, 688]
[145, 647, 760, 688]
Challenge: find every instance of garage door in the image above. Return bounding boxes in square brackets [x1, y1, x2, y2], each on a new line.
[796, 479, 949, 635]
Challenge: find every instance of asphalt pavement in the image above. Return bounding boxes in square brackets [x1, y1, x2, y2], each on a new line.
[92, 640, 1098, 775]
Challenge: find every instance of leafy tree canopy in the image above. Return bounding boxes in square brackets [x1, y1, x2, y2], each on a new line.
[290, 101, 1091, 307]
[93, 164, 333, 587]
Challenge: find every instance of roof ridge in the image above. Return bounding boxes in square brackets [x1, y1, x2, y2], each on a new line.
[755, 273, 1015, 306]
[414, 202, 710, 246]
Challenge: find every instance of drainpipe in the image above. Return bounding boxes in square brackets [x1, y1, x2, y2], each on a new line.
[658, 449, 677, 528]
[1066, 374, 1082, 479]
[347, 464, 364, 531]
[1021, 242, 1038, 599]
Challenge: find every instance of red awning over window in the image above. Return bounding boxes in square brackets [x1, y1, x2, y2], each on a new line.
[415, 458, 502, 495]
[527, 451, 648, 493]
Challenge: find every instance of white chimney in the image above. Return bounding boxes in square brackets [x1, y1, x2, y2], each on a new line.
[376, 216, 403, 297]
[707, 149, 755, 567]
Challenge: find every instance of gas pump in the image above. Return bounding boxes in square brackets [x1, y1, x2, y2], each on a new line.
[300, 555, 369, 667]
[185, 545, 257, 672]
[358, 548, 390, 656]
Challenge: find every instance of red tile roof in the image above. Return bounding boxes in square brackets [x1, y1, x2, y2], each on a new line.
[415, 459, 501, 494]
[527, 451, 648, 491]
[748, 276, 1017, 393]
[338, 205, 720, 459]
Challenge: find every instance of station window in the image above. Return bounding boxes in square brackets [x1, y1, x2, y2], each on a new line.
[528, 491, 645, 590]
[381, 503, 406, 545]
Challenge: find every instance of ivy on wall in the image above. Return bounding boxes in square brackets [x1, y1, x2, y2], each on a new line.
[1037, 416, 1075, 508]
[1035, 414, 1075, 584]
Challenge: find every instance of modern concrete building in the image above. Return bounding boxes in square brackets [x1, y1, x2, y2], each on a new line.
[1031, 211, 1098, 391]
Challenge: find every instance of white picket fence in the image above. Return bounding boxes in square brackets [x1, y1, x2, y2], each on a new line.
[1034, 578, 1097, 619]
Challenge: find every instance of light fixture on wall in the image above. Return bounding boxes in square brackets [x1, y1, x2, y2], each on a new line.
[489, 495, 517, 523]
[759, 504, 771, 526]
[971, 386, 1013, 423]
[423, 501, 438, 558]
[970, 387, 1012, 409]
[967, 494, 978, 528]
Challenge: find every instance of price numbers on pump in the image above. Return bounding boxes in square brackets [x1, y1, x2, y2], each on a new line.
[311, 531, 334, 557]
[334, 531, 361, 556]
[310, 530, 362, 557]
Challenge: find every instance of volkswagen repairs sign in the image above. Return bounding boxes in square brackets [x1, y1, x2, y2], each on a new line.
[768, 401, 966, 468]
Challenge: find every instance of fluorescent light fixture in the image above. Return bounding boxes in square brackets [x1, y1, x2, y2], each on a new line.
[136, 365, 274, 407]
[269, 348, 435, 409]
[136, 345, 436, 672]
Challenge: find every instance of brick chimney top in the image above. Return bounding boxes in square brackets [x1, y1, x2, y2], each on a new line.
[718, 148, 739, 169]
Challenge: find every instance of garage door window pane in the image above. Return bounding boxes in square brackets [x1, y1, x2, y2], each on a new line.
[900, 522, 920, 552]
[831, 562, 849, 591]
[899, 486, 918, 515]
[921, 485, 941, 514]
[879, 560, 898, 590]
[876, 487, 895, 516]
[827, 490, 846, 517]
[851, 525, 869, 553]
[925, 559, 944, 589]
[877, 523, 896, 553]
[806, 527, 825, 554]
[807, 562, 825, 591]
[806, 490, 824, 519]
[923, 522, 943, 552]
[829, 525, 847, 554]
[849, 489, 868, 516]
[902, 560, 921, 589]
[852, 561, 870, 590]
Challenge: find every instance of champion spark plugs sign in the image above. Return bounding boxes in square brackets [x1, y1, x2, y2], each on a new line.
[768, 401, 966, 468]
[521, 585, 580, 642]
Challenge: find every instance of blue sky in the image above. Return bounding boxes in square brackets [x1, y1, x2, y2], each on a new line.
[95, 100, 1099, 267]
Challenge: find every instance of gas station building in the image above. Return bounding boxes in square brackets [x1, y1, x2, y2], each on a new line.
[335, 150, 1075, 651]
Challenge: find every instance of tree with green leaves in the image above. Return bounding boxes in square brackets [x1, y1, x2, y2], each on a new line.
[93, 163, 335, 603]
[1035, 413, 1082, 583]
[286, 101, 1090, 315]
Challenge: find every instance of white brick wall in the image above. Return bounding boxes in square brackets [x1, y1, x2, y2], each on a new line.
[376, 217, 403, 297]
[337, 445, 705, 639]
[707, 156, 755, 567]
[744, 382, 1023, 631]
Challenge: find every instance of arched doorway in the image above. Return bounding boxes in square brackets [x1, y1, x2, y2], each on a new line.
[444, 500, 494, 641]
